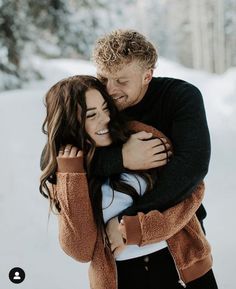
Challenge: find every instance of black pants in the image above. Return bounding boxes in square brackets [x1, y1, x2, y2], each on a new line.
[116, 248, 218, 289]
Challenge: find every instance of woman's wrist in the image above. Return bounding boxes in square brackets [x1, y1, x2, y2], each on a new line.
[56, 156, 85, 173]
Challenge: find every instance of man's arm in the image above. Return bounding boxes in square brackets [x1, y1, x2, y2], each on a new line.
[92, 145, 124, 176]
[118, 84, 211, 218]
[92, 129, 170, 176]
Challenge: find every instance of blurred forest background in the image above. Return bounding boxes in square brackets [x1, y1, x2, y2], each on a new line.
[0, 0, 235, 91]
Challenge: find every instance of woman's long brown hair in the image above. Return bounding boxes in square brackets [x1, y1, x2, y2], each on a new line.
[40, 75, 156, 232]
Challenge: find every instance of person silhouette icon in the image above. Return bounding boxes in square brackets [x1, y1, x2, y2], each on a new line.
[13, 271, 21, 280]
[9, 267, 25, 284]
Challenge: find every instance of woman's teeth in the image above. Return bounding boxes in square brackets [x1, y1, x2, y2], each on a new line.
[96, 129, 109, 135]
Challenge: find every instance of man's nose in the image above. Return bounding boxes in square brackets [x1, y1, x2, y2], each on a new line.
[106, 79, 118, 95]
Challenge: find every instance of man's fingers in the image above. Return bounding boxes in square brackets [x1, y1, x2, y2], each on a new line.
[153, 159, 168, 167]
[144, 138, 170, 148]
[132, 131, 153, 140]
[151, 145, 172, 156]
[139, 150, 173, 169]
[148, 157, 169, 169]
[160, 137, 168, 144]
[153, 151, 170, 161]
[153, 144, 167, 154]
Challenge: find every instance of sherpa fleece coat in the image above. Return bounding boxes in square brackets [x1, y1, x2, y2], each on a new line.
[55, 121, 212, 289]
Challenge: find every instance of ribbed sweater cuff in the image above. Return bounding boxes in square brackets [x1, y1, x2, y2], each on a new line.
[56, 156, 85, 173]
[122, 215, 142, 245]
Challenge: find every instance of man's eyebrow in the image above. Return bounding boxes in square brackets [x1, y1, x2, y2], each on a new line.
[86, 100, 107, 111]
[117, 77, 128, 80]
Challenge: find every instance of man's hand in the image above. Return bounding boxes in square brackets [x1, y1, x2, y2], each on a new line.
[122, 131, 172, 170]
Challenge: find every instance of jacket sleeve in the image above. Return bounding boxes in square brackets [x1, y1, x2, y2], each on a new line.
[55, 156, 97, 262]
[121, 181, 204, 246]
[118, 85, 210, 219]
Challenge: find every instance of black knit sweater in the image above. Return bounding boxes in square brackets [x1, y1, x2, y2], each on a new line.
[92, 77, 211, 221]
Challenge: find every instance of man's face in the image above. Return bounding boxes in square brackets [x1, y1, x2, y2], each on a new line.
[97, 61, 153, 110]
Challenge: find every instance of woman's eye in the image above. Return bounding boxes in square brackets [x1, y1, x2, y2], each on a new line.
[103, 106, 109, 111]
[86, 113, 96, 118]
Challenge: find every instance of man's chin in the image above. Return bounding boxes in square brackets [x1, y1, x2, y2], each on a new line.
[116, 103, 126, 111]
[114, 97, 127, 110]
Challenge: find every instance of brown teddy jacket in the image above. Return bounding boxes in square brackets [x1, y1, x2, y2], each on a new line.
[55, 121, 212, 289]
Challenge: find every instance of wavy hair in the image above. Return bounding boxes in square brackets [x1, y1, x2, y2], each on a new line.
[93, 29, 158, 73]
[40, 75, 156, 231]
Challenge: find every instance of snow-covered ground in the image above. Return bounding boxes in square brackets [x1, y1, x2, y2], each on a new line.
[0, 57, 235, 289]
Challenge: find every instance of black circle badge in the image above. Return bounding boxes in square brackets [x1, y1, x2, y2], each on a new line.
[9, 267, 25, 284]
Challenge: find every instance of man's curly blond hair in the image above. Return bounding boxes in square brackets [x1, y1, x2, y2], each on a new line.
[92, 29, 158, 73]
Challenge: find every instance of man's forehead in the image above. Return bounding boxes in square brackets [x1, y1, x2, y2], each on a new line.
[96, 61, 141, 79]
[97, 68, 127, 79]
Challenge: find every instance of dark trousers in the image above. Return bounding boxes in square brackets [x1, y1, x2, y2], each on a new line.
[116, 248, 218, 289]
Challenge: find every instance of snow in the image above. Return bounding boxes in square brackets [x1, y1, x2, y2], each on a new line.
[0, 57, 235, 289]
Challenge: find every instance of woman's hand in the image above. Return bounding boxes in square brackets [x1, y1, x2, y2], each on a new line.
[58, 144, 83, 158]
[118, 218, 127, 240]
[106, 217, 126, 256]
[57, 144, 85, 173]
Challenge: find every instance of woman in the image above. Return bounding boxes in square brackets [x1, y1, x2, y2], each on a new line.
[40, 75, 217, 289]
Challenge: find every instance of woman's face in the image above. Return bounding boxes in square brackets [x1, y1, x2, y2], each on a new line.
[84, 89, 112, 147]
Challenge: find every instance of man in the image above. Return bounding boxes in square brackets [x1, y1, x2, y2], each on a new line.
[92, 29, 210, 228]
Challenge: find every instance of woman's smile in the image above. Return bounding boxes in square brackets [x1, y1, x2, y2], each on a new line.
[85, 89, 112, 147]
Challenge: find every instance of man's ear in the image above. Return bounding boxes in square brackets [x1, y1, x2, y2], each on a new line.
[143, 69, 153, 85]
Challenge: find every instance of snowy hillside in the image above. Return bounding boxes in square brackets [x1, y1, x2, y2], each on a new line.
[0, 57, 235, 289]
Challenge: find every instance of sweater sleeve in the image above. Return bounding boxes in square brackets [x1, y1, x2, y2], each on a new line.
[118, 84, 210, 219]
[92, 145, 125, 176]
[122, 182, 204, 246]
[56, 156, 97, 262]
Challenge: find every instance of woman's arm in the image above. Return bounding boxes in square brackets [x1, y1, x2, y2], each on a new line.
[106, 182, 204, 248]
[56, 155, 97, 262]
[124, 182, 204, 246]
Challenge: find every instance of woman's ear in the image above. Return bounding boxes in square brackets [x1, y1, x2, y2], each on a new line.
[143, 69, 153, 85]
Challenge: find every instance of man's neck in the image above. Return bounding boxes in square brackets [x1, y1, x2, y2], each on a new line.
[137, 83, 150, 104]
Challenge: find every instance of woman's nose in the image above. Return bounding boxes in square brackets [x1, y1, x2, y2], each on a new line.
[99, 111, 110, 124]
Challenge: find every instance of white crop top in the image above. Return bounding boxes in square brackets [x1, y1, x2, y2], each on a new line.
[102, 173, 167, 261]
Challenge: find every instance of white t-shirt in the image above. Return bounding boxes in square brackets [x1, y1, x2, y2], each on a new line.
[102, 173, 168, 261]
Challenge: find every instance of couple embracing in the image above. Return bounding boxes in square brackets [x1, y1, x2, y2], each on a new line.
[40, 29, 218, 289]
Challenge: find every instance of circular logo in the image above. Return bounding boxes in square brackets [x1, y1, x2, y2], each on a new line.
[9, 267, 25, 284]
